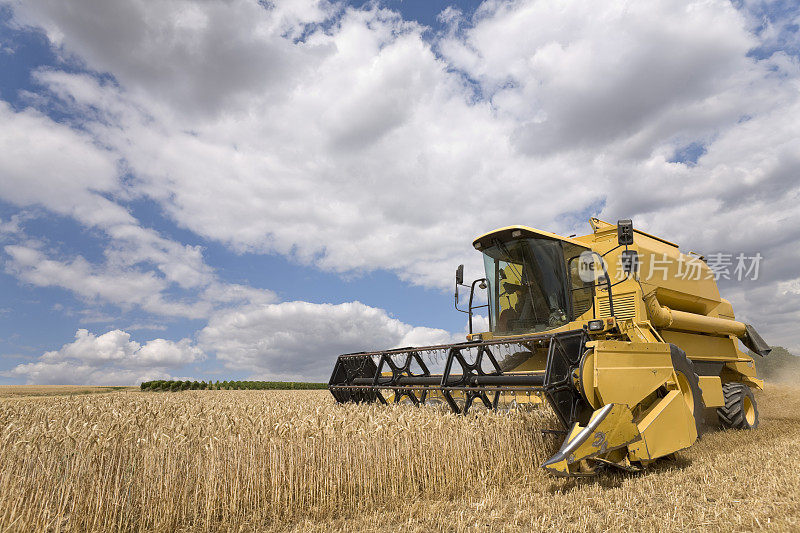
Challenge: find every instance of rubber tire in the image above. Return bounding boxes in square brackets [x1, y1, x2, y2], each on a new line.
[669, 345, 705, 436]
[717, 383, 759, 429]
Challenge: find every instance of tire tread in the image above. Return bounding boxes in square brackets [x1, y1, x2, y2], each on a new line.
[717, 383, 758, 429]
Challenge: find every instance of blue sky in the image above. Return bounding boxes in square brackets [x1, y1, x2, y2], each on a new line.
[0, 0, 799, 384]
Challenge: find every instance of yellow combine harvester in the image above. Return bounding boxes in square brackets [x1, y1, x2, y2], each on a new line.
[329, 218, 770, 476]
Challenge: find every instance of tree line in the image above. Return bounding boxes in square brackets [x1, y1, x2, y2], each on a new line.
[140, 380, 327, 391]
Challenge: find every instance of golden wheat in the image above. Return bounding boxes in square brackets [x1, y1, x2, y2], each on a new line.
[1, 387, 798, 532]
[0, 385, 134, 399]
[0, 390, 558, 531]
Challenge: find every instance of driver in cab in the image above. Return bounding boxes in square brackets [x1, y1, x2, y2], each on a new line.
[497, 265, 566, 332]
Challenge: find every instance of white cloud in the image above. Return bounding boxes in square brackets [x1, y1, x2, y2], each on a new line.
[13, 0, 796, 290]
[441, 0, 764, 154]
[10, 0, 335, 117]
[126, 323, 168, 332]
[4, 328, 203, 385]
[1, 0, 800, 378]
[2, 361, 162, 386]
[198, 300, 462, 380]
[4, 244, 207, 318]
[103, 224, 215, 290]
[0, 90, 276, 320]
[42, 329, 138, 363]
[3, 242, 277, 319]
[14, 6, 587, 293]
[0, 101, 131, 227]
[470, 313, 490, 334]
[0, 214, 25, 237]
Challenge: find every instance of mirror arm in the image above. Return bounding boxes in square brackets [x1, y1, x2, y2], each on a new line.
[455, 284, 469, 313]
[467, 278, 488, 334]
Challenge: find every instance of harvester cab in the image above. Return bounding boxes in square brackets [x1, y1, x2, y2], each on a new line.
[329, 218, 770, 476]
[465, 225, 611, 338]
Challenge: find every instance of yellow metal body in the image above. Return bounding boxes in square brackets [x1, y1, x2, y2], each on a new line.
[471, 218, 765, 475]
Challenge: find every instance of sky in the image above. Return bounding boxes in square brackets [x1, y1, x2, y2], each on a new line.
[0, 0, 798, 385]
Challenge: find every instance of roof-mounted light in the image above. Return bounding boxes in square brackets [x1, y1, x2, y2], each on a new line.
[511, 230, 522, 238]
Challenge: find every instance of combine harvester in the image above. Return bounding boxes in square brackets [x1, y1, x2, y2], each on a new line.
[329, 219, 770, 476]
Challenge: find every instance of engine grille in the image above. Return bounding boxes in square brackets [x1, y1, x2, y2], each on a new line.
[597, 293, 637, 320]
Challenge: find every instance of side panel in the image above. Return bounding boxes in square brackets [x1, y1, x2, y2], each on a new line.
[591, 341, 673, 408]
[628, 389, 697, 461]
[697, 376, 725, 407]
[710, 298, 735, 320]
[723, 358, 759, 379]
[659, 330, 739, 361]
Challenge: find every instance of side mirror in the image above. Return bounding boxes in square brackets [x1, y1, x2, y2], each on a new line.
[456, 264, 464, 286]
[621, 249, 639, 274]
[617, 219, 634, 246]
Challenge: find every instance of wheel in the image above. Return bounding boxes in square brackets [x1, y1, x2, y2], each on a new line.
[669, 345, 705, 435]
[717, 383, 759, 429]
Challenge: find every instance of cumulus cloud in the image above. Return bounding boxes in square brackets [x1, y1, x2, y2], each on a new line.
[9, 5, 591, 288]
[9, 0, 335, 116]
[1, 0, 800, 378]
[5, 244, 199, 317]
[4, 328, 203, 384]
[198, 301, 462, 380]
[3, 242, 277, 319]
[441, 0, 764, 155]
[0, 98, 276, 320]
[7, 300, 463, 384]
[0, 101, 130, 227]
[11, 0, 797, 288]
[0, 214, 25, 238]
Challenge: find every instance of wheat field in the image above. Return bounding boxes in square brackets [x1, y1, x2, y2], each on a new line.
[0, 385, 134, 399]
[0, 386, 798, 532]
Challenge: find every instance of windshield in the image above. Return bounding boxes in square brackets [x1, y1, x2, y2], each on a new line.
[481, 237, 590, 335]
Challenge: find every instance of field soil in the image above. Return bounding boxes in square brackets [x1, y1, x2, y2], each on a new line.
[0, 385, 797, 532]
